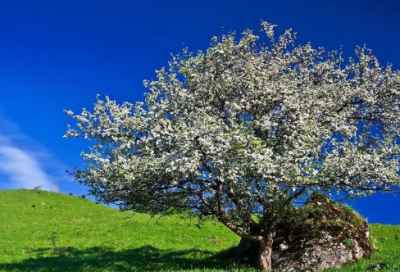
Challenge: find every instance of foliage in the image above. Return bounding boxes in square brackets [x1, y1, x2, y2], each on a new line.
[1, 190, 400, 272]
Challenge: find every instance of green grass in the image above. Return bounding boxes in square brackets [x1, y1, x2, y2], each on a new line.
[0, 189, 399, 271]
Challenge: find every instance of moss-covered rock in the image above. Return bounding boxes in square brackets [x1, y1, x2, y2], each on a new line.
[236, 193, 374, 271]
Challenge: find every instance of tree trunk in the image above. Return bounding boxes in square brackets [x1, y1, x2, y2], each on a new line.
[234, 237, 274, 271]
[257, 238, 273, 271]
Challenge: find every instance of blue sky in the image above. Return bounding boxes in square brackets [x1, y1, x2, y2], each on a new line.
[0, 0, 399, 224]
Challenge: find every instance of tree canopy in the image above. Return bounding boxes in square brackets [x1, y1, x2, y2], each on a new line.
[65, 22, 400, 270]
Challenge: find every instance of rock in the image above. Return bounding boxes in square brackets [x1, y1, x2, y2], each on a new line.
[235, 193, 375, 271]
[366, 263, 388, 271]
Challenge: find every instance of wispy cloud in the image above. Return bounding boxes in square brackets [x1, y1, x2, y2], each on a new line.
[0, 141, 59, 191]
[0, 111, 63, 191]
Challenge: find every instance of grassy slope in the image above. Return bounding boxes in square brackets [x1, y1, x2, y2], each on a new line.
[0, 189, 399, 272]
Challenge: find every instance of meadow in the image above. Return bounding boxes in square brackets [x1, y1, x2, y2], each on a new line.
[0, 189, 399, 271]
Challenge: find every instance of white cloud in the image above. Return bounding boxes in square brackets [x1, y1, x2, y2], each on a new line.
[0, 143, 59, 191]
[0, 111, 62, 192]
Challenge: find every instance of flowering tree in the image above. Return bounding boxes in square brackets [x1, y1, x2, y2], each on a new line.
[65, 22, 400, 271]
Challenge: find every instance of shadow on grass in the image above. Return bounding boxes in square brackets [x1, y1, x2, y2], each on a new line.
[0, 245, 239, 271]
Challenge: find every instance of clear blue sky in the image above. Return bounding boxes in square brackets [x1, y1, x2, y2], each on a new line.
[0, 0, 399, 224]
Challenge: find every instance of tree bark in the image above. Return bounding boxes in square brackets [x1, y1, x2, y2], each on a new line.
[234, 237, 274, 271]
[258, 238, 273, 271]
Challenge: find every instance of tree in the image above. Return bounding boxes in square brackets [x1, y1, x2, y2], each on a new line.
[64, 22, 400, 271]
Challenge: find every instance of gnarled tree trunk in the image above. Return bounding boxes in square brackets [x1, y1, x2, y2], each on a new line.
[235, 237, 274, 271]
[258, 238, 273, 271]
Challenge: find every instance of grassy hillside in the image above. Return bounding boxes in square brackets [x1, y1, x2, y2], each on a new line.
[0, 189, 399, 272]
